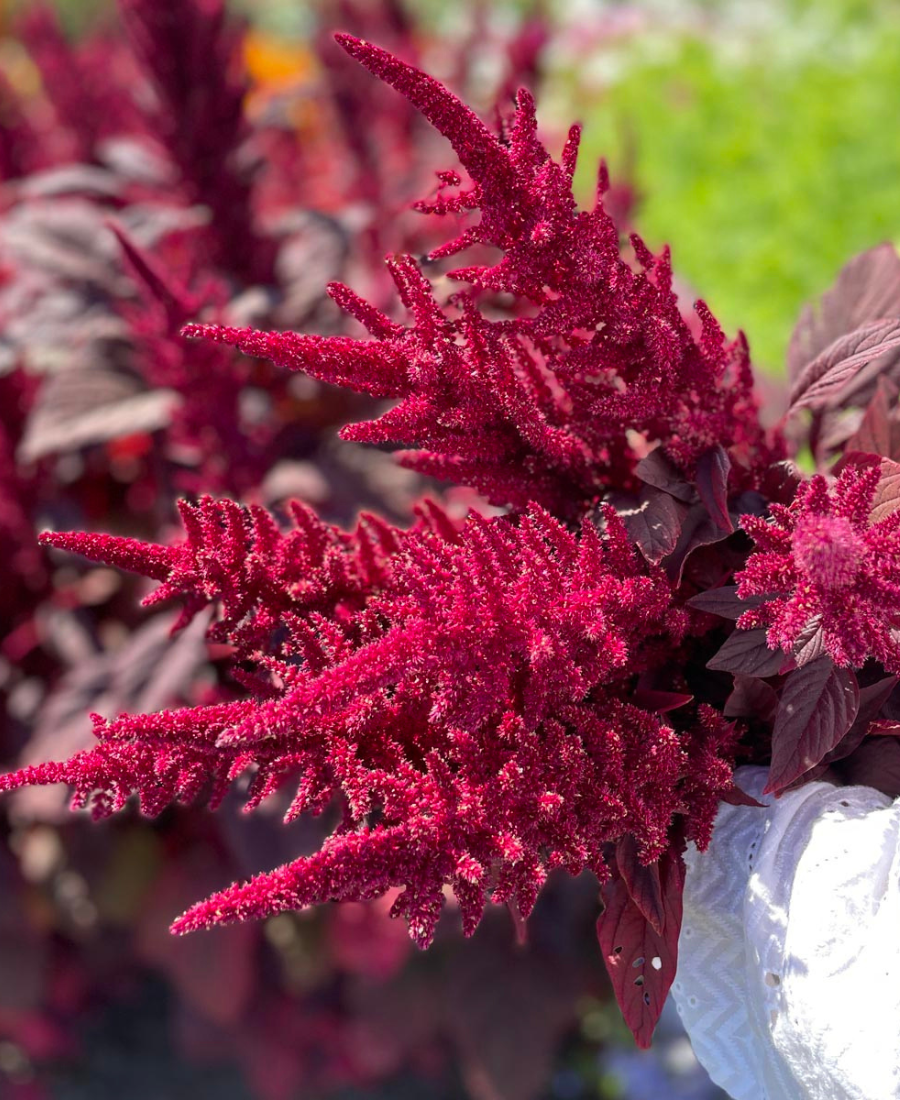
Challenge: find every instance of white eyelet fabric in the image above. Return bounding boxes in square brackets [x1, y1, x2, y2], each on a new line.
[672, 766, 900, 1100]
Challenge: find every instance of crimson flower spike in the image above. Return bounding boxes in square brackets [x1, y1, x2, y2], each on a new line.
[333, 33, 515, 193]
[5, 37, 795, 1051]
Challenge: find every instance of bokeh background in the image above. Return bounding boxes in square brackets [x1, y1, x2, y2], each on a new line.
[1, 0, 899, 1097]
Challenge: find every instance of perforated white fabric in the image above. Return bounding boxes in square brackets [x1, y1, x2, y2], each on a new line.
[672, 766, 900, 1100]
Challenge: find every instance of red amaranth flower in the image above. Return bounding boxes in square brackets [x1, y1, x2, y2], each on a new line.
[4, 501, 728, 949]
[736, 463, 900, 670]
[1, 34, 768, 1049]
[187, 36, 776, 517]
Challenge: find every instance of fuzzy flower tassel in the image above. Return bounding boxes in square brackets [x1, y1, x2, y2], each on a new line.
[737, 463, 900, 671]
[2, 34, 804, 1049]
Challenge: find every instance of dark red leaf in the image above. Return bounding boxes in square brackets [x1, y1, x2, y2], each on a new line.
[613, 486, 688, 565]
[787, 243, 900, 387]
[840, 739, 900, 797]
[12, 611, 209, 820]
[695, 445, 733, 532]
[788, 319, 900, 413]
[615, 834, 665, 935]
[790, 618, 827, 667]
[687, 586, 769, 621]
[442, 915, 586, 1100]
[870, 458, 900, 524]
[719, 784, 765, 808]
[597, 846, 685, 1049]
[759, 460, 803, 506]
[723, 675, 779, 722]
[663, 503, 732, 585]
[765, 657, 860, 794]
[707, 628, 787, 678]
[19, 364, 177, 462]
[634, 449, 695, 502]
[822, 675, 898, 764]
[630, 687, 693, 714]
[844, 376, 899, 459]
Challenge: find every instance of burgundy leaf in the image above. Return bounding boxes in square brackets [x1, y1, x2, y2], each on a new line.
[787, 243, 900, 387]
[19, 364, 177, 462]
[443, 917, 584, 1100]
[869, 458, 900, 524]
[765, 657, 860, 794]
[788, 319, 900, 413]
[664, 502, 732, 586]
[630, 687, 693, 714]
[723, 675, 779, 722]
[695, 445, 733, 532]
[613, 486, 688, 566]
[616, 834, 665, 935]
[707, 628, 787, 678]
[719, 784, 765, 808]
[839, 738, 900, 797]
[687, 586, 769, 621]
[759, 460, 803, 506]
[822, 674, 898, 765]
[11, 611, 210, 820]
[790, 618, 827, 667]
[844, 376, 899, 459]
[597, 845, 685, 1049]
[635, 449, 695, 503]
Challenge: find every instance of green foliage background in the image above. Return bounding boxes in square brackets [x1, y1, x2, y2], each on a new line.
[573, 4, 900, 372]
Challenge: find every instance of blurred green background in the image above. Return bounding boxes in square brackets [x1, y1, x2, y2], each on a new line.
[12, 0, 900, 369]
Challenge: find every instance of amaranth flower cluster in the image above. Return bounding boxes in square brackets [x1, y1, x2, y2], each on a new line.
[8, 32, 900, 1051]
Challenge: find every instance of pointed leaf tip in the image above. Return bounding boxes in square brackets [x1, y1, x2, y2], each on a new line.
[597, 848, 685, 1048]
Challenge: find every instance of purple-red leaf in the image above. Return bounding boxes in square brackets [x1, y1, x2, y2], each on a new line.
[663, 503, 732, 586]
[687, 586, 769, 621]
[822, 675, 898, 764]
[597, 846, 685, 1049]
[630, 687, 693, 714]
[765, 657, 860, 794]
[787, 243, 900, 387]
[719, 784, 765, 808]
[788, 319, 900, 413]
[844, 376, 900, 459]
[840, 739, 900, 797]
[723, 675, 779, 722]
[759, 460, 803, 506]
[634, 449, 695, 503]
[790, 618, 827, 667]
[707, 628, 787, 678]
[869, 458, 900, 524]
[695, 445, 733, 532]
[615, 834, 665, 935]
[613, 486, 688, 566]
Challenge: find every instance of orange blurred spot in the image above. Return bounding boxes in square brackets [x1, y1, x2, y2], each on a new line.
[243, 31, 314, 91]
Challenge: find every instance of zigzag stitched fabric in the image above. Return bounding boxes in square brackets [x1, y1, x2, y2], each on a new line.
[673, 766, 900, 1100]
